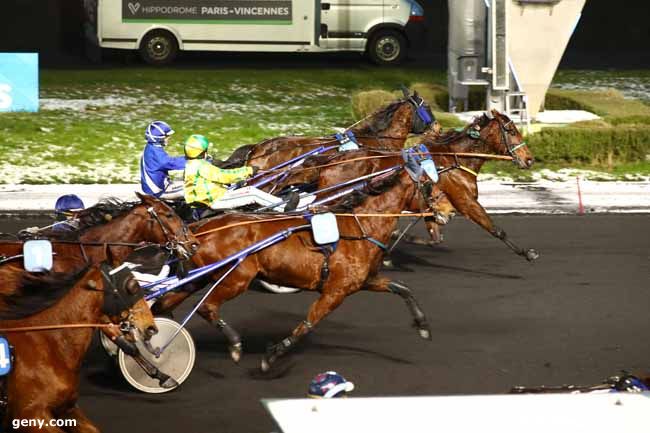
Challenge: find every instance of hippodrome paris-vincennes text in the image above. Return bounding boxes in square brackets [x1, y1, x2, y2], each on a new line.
[141, 6, 290, 16]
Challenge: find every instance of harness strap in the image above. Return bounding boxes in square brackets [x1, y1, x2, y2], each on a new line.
[314, 245, 333, 291]
[458, 165, 479, 177]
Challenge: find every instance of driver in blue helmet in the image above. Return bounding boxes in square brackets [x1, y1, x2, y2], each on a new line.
[308, 371, 355, 398]
[52, 194, 85, 231]
[140, 120, 186, 200]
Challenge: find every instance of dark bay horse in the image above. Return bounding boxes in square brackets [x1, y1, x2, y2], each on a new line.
[0, 194, 197, 388]
[155, 168, 433, 371]
[0, 193, 199, 308]
[420, 110, 539, 261]
[1, 264, 156, 432]
[216, 89, 437, 172]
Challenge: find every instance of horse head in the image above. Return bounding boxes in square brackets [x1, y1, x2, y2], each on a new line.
[400, 85, 436, 135]
[481, 110, 534, 169]
[96, 262, 158, 342]
[135, 193, 200, 260]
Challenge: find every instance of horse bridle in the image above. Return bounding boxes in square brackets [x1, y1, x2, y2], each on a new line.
[496, 117, 528, 166]
[145, 206, 194, 260]
[407, 95, 434, 134]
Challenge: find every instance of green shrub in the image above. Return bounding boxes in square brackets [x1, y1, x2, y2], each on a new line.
[528, 126, 650, 165]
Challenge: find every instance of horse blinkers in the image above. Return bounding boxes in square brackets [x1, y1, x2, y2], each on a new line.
[99, 263, 144, 319]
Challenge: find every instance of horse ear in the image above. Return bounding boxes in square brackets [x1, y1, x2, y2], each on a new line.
[399, 84, 410, 99]
[136, 192, 155, 205]
[490, 108, 500, 118]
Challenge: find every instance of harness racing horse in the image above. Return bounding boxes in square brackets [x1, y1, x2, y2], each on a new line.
[0, 193, 198, 306]
[155, 168, 435, 371]
[215, 88, 436, 172]
[420, 110, 539, 261]
[0, 264, 157, 433]
[268, 146, 457, 268]
[0, 194, 198, 388]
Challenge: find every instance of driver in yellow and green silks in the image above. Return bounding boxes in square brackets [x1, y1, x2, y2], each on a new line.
[183, 134, 297, 211]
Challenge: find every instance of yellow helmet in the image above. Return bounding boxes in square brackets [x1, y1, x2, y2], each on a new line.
[184, 134, 211, 159]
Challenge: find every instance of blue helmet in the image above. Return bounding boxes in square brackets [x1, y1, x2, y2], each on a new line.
[55, 194, 85, 214]
[308, 371, 354, 398]
[145, 120, 175, 145]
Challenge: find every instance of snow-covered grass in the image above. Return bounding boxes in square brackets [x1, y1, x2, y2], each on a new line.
[0, 68, 444, 183]
[0, 68, 649, 184]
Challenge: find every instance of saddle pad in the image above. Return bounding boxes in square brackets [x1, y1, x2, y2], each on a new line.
[311, 213, 340, 245]
[0, 337, 12, 376]
[23, 240, 53, 272]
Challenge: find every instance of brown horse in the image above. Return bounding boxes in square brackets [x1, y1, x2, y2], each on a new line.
[1, 264, 156, 432]
[420, 110, 539, 261]
[216, 89, 437, 172]
[0, 193, 199, 307]
[0, 194, 198, 388]
[155, 168, 433, 371]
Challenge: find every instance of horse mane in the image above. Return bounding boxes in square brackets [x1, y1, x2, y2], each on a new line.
[430, 113, 492, 146]
[330, 169, 403, 212]
[36, 198, 141, 240]
[0, 267, 89, 320]
[353, 100, 404, 135]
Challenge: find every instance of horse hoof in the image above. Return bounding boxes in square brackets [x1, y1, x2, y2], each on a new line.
[160, 377, 179, 389]
[418, 328, 432, 340]
[230, 343, 242, 364]
[525, 249, 540, 262]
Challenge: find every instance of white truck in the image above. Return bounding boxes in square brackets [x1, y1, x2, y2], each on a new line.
[83, 0, 425, 65]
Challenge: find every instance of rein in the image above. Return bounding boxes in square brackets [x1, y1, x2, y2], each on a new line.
[193, 212, 437, 237]
[0, 323, 117, 332]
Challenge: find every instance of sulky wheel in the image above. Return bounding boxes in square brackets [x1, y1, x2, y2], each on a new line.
[100, 331, 119, 358]
[117, 317, 196, 394]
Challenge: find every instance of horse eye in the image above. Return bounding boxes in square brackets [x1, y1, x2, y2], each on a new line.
[167, 212, 174, 218]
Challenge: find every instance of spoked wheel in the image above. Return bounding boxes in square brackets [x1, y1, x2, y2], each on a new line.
[117, 317, 196, 394]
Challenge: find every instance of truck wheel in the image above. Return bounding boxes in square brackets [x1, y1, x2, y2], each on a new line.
[140, 30, 178, 65]
[367, 29, 407, 66]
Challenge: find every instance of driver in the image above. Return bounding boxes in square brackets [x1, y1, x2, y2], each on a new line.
[140, 120, 186, 199]
[183, 134, 298, 211]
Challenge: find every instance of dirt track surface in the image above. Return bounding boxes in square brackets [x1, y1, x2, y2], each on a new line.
[2, 215, 649, 432]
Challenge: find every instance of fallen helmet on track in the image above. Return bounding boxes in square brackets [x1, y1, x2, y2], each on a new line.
[145, 120, 175, 145]
[308, 371, 354, 398]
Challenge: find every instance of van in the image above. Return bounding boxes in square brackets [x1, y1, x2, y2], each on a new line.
[83, 0, 425, 65]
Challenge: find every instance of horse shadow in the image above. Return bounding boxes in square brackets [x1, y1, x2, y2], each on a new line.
[386, 248, 523, 280]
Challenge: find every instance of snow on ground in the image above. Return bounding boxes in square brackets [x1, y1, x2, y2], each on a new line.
[1, 181, 648, 213]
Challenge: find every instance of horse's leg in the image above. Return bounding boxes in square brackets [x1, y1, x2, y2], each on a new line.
[453, 198, 539, 261]
[150, 290, 192, 315]
[261, 290, 347, 372]
[197, 263, 258, 364]
[384, 217, 422, 268]
[61, 406, 100, 433]
[101, 325, 178, 389]
[362, 275, 431, 340]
